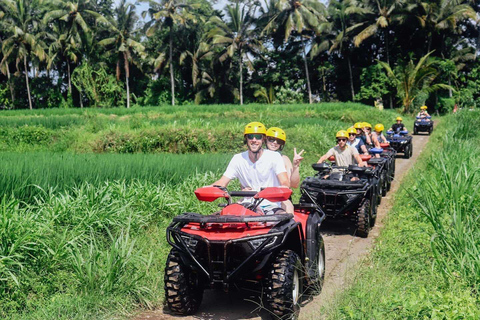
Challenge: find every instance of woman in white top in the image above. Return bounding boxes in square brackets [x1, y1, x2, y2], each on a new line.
[265, 127, 304, 213]
[265, 127, 304, 188]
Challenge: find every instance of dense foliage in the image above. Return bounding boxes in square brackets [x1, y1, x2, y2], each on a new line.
[0, 0, 478, 111]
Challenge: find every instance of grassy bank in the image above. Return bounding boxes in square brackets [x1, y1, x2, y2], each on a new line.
[0, 103, 409, 154]
[322, 111, 480, 319]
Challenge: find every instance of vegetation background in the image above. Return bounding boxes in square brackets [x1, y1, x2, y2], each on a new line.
[0, 0, 478, 112]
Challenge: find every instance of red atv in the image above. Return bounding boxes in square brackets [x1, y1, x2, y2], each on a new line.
[165, 186, 326, 319]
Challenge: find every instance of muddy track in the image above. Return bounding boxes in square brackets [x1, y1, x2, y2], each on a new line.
[135, 131, 433, 320]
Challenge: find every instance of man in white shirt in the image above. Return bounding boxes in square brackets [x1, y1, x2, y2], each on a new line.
[212, 122, 290, 213]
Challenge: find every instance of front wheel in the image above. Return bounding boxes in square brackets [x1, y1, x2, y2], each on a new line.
[266, 250, 303, 319]
[356, 199, 371, 238]
[306, 236, 326, 295]
[164, 249, 204, 315]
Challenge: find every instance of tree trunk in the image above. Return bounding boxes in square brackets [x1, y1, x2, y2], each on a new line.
[239, 48, 243, 105]
[385, 28, 390, 65]
[124, 52, 130, 109]
[24, 56, 33, 110]
[6, 64, 15, 104]
[301, 36, 312, 104]
[170, 32, 175, 106]
[448, 77, 452, 98]
[79, 90, 83, 108]
[347, 55, 355, 101]
[67, 61, 72, 94]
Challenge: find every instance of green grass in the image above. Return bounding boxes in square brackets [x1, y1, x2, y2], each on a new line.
[0, 103, 411, 154]
[0, 152, 231, 201]
[1, 174, 220, 319]
[321, 111, 480, 319]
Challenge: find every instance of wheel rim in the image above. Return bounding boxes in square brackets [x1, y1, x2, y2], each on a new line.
[317, 246, 325, 277]
[292, 268, 300, 304]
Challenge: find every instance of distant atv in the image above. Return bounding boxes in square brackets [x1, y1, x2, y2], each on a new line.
[300, 161, 378, 238]
[165, 186, 326, 319]
[386, 130, 413, 159]
[414, 116, 433, 135]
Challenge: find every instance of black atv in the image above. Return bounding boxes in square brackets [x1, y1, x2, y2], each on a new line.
[165, 186, 326, 319]
[414, 116, 433, 135]
[386, 130, 413, 159]
[299, 163, 378, 238]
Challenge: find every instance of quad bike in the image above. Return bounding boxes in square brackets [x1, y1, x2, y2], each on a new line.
[165, 186, 326, 319]
[377, 143, 397, 192]
[386, 130, 413, 159]
[299, 162, 378, 238]
[414, 116, 433, 135]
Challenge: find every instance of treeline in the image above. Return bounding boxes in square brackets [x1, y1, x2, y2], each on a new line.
[0, 0, 478, 111]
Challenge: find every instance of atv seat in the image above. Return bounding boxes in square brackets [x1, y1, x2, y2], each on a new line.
[360, 154, 372, 161]
[380, 143, 390, 148]
[312, 163, 330, 171]
[367, 158, 386, 165]
[328, 156, 335, 162]
[369, 147, 384, 154]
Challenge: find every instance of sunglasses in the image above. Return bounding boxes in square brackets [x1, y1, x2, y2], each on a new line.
[266, 137, 285, 144]
[337, 138, 347, 142]
[349, 133, 356, 136]
[246, 134, 263, 140]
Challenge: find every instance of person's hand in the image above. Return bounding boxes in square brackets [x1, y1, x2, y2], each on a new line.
[242, 186, 252, 191]
[293, 148, 305, 167]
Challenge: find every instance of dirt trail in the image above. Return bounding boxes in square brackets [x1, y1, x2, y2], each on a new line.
[135, 132, 432, 320]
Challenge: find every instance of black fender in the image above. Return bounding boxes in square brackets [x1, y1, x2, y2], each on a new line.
[305, 211, 323, 279]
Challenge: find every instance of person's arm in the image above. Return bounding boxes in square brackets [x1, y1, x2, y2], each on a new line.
[372, 133, 381, 148]
[317, 149, 333, 163]
[360, 144, 369, 155]
[211, 175, 231, 187]
[354, 153, 366, 167]
[277, 172, 290, 187]
[290, 148, 304, 189]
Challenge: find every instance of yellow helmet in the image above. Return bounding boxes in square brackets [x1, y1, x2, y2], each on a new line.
[354, 122, 363, 129]
[374, 124, 384, 132]
[336, 130, 348, 138]
[363, 122, 372, 129]
[421, 106, 428, 110]
[266, 127, 286, 143]
[244, 122, 266, 135]
[396, 116, 403, 121]
[346, 127, 357, 134]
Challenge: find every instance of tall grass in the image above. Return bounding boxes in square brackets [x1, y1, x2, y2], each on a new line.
[2, 174, 220, 319]
[0, 152, 230, 201]
[415, 111, 480, 291]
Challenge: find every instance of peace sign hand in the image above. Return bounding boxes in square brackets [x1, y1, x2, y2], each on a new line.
[293, 148, 305, 167]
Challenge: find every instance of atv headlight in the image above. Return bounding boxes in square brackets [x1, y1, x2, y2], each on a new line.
[248, 236, 278, 251]
[180, 235, 198, 250]
[401, 140, 407, 144]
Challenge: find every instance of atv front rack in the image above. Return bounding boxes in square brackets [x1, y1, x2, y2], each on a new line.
[172, 212, 293, 225]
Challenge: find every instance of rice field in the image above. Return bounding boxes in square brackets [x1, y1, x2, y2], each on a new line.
[0, 103, 410, 318]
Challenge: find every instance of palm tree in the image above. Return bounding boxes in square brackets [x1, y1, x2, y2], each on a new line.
[1, 0, 46, 110]
[180, 42, 215, 104]
[143, 0, 198, 106]
[207, 1, 262, 105]
[312, 0, 367, 101]
[263, 0, 326, 104]
[43, 0, 109, 107]
[99, 0, 145, 108]
[46, 22, 82, 95]
[354, 0, 406, 64]
[379, 51, 453, 113]
[411, 0, 475, 55]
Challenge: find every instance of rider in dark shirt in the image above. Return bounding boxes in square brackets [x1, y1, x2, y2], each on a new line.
[389, 117, 407, 133]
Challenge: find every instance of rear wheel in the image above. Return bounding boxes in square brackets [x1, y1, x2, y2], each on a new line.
[164, 249, 204, 315]
[267, 250, 303, 319]
[376, 176, 383, 205]
[414, 128, 418, 135]
[382, 173, 388, 197]
[356, 199, 371, 238]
